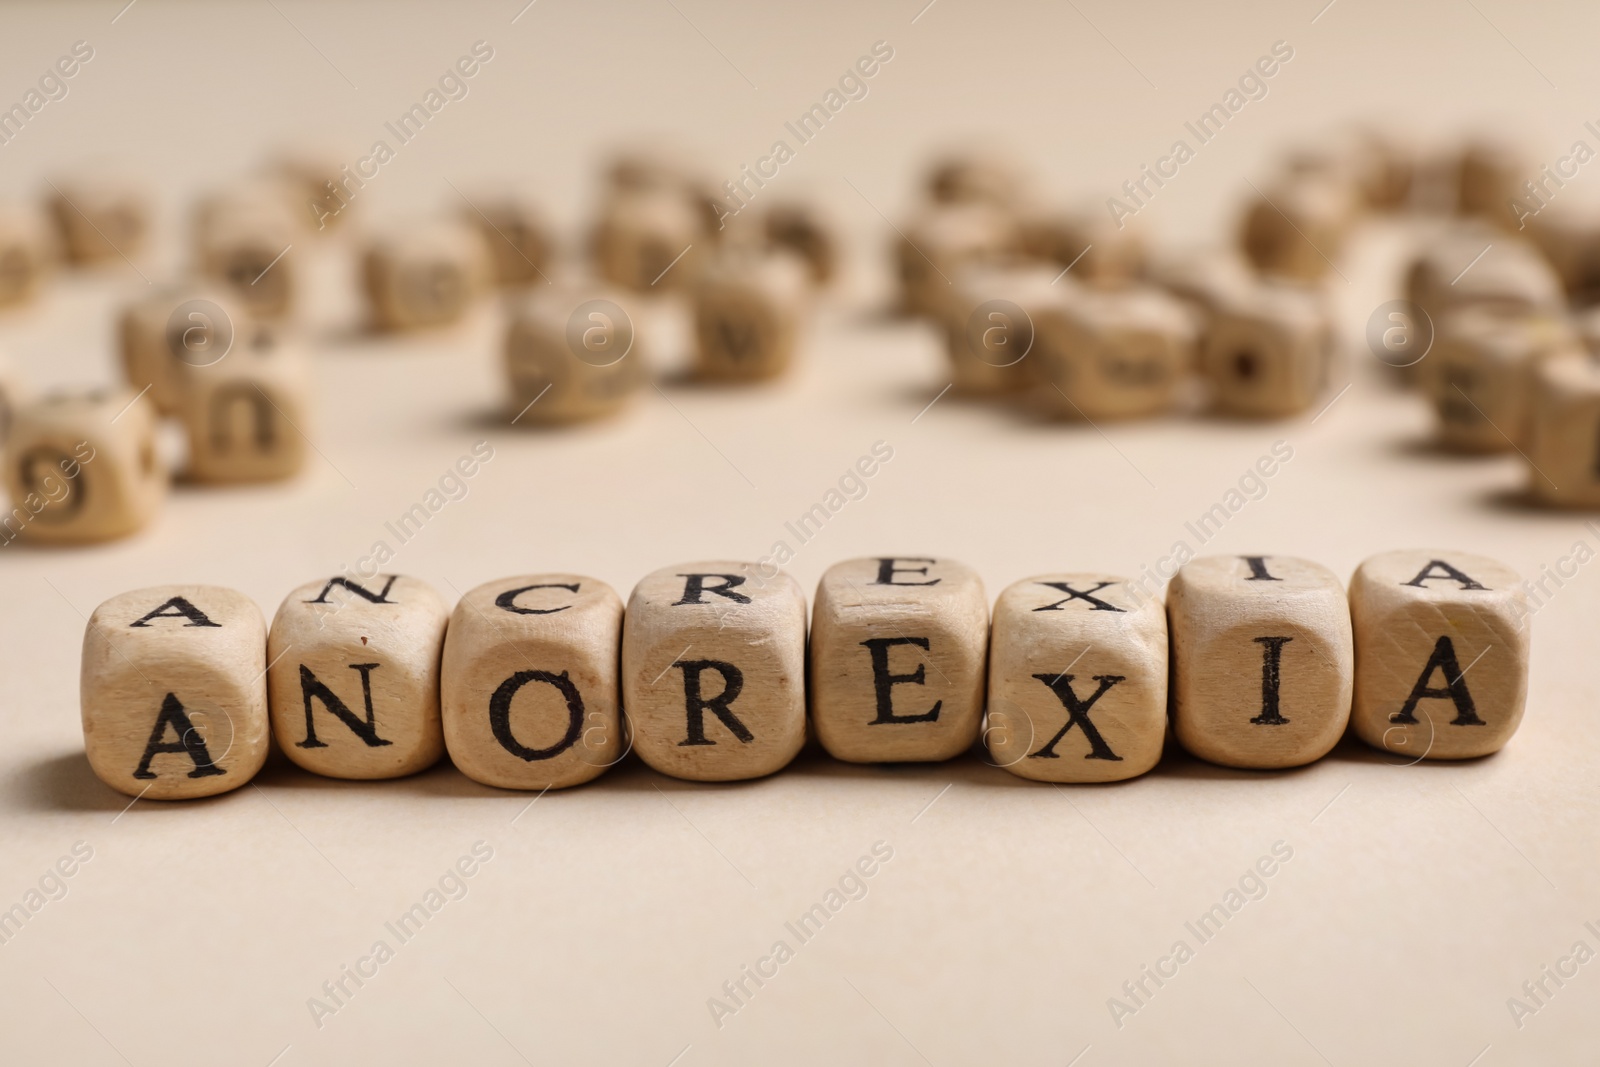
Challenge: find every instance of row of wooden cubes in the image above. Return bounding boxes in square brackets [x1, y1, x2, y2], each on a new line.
[82, 550, 1530, 800]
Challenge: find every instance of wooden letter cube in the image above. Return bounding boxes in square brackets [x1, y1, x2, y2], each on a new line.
[49, 178, 150, 266]
[1019, 207, 1146, 288]
[692, 249, 809, 382]
[1168, 555, 1353, 769]
[987, 574, 1167, 782]
[3, 388, 165, 545]
[939, 263, 1065, 395]
[81, 585, 268, 799]
[592, 187, 703, 291]
[174, 324, 310, 483]
[1526, 352, 1600, 506]
[267, 575, 449, 779]
[442, 575, 623, 790]
[1350, 550, 1529, 759]
[1030, 285, 1196, 419]
[462, 193, 554, 287]
[896, 202, 1018, 318]
[363, 221, 490, 331]
[119, 284, 244, 415]
[810, 557, 988, 763]
[763, 200, 838, 285]
[196, 194, 297, 320]
[504, 287, 646, 424]
[1200, 282, 1333, 418]
[622, 561, 806, 781]
[1421, 307, 1575, 453]
[1238, 175, 1358, 282]
[0, 206, 53, 308]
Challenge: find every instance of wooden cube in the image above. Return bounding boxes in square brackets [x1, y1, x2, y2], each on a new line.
[1525, 351, 1600, 506]
[1421, 306, 1576, 452]
[1406, 230, 1563, 325]
[196, 191, 297, 320]
[1147, 247, 1257, 315]
[267, 575, 449, 779]
[81, 585, 269, 799]
[925, 150, 1025, 207]
[938, 263, 1067, 395]
[462, 193, 555, 287]
[0, 206, 53, 308]
[987, 573, 1167, 782]
[763, 200, 837, 285]
[1168, 555, 1354, 769]
[1238, 174, 1358, 281]
[1030, 284, 1197, 419]
[810, 557, 988, 763]
[363, 220, 490, 331]
[0, 349, 29, 445]
[621, 561, 806, 781]
[119, 283, 244, 415]
[592, 187, 703, 291]
[504, 286, 646, 424]
[48, 178, 149, 266]
[1199, 281, 1333, 418]
[1526, 205, 1600, 306]
[272, 150, 353, 231]
[1019, 207, 1146, 288]
[603, 146, 723, 239]
[1350, 550, 1529, 759]
[896, 202, 1019, 318]
[173, 323, 310, 483]
[441, 574, 623, 790]
[1284, 126, 1414, 211]
[692, 249, 809, 382]
[1458, 138, 1524, 226]
[2, 388, 165, 545]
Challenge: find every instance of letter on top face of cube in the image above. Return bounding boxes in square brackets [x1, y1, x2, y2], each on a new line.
[81, 585, 269, 799]
[1349, 549, 1529, 761]
[1167, 555, 1353, 770]
[267, 575, 449, 780]
[987, 574, 1167, 782]
[441, 574, 623, 790]
[810, 557, 988, 763]
[622, 562, 806, 782]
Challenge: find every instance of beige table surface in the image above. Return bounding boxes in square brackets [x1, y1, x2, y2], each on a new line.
[3, 1, 1600, 1064]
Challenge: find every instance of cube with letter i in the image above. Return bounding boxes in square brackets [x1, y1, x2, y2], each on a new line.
[810, 557, 988, 763]
[1167, 555, 1353, 769]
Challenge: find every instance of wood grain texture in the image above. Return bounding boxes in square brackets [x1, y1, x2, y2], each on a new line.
[441, 574, 623, 790]
[987, 573, 1166, 782]
[1168, 554, 1353, 769]
[267, 574, 449, 780]
[621, 560, 806, 782]
[1349, 548, 1529, 760]
[80, 584, 268, 799]
[810, 556, 987, 763]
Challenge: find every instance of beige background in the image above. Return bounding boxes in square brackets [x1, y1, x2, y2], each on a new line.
[2, 1, 1600, 1063]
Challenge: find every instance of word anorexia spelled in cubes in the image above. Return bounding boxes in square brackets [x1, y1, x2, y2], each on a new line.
[79, 551, 1534, 799]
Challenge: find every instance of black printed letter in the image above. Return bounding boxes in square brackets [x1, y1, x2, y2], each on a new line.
[1391, 636, 1484, 726]
[296, 663, 392, 748]
[861, 637, 941, 724]
[1028, 675, 1124, 760]
[489, 670, 585, 759]
[132, 693, 226, 779]
[1033, 581, 1125, 612]
[675, 660, 753, 745]
[128, 597, 222, 628]
[673, 574, 751, 606]
[1401, 560, 1487, 590]
[1250, 637, 1292, 725]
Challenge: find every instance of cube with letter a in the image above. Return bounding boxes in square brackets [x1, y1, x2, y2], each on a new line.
[1350, 550, 1529, 760]
[622, 561, 806, 781]
[810, 557, 988, 763]
[267, 575, 449, 779]
[1167, 555, 1353, 769]
[987, 574, 1166, 782]
[81, 585, 269, 799]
